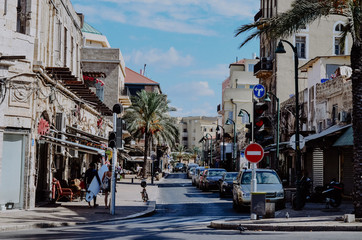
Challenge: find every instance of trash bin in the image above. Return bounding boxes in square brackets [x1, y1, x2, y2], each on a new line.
[251, 192, 266, 217]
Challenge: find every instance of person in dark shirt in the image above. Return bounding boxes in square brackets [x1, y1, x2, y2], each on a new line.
[85, 163, 99, 208]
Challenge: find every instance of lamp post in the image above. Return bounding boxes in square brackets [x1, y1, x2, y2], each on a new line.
[275, 39, 302, 209]
[205, 133, 212, 166]
[265, 92, 280, 169]
[238, 109, 251, 123]
[198, 137, 206, 166]
[225, 118, 236, 170]
[216, 125, 225, 163]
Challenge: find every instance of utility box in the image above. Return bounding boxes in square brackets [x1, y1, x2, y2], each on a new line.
[251, 192, 266, 216]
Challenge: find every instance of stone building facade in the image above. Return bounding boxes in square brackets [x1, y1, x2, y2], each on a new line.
[0, 0, 117, 210]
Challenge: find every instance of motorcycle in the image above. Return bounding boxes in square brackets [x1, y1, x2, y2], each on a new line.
[313, 180, 343, 208]
[292, 178, 343, 210]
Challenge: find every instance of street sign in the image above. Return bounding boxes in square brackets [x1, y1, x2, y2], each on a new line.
[289, 134, 305, 150]
[245, 143, 264, 163]
[253, 84, 265, 99]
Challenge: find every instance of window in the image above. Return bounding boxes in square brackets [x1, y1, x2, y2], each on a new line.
[335, 23, 344, 32]
[334, 37, 345, 55]
[16, 0, 28, 34]
[248, 64, 255, 72]
[332, 104, 338, 124]
[295, 36, 306, 58]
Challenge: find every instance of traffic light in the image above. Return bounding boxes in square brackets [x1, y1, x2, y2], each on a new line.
[253, 101, 270, 144]
[108, 131, 117, 148]
[116, 118, 126, 149]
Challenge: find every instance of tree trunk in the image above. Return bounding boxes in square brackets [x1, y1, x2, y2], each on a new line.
[351, 36, 362, 218]
[143, 131, 150, 178]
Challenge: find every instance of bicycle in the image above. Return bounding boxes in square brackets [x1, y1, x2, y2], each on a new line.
[140, 180, 148, 202]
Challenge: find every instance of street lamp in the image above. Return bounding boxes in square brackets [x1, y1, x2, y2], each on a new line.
[275, 39, 302, 209]
[198, 137, 206, 166]
[204, 133, 213, 166]
[265, 92, 280, 169]
[216, 125, 225, 163]
[238, 109, 251, 124]
[225, 118, 236, 170]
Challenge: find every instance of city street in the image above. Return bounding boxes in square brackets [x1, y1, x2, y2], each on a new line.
[0, 173, 361, 240]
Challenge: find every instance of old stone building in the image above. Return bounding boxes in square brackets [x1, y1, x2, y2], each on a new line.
[0, 0, 121, 210]
[279, 56, 353, 195]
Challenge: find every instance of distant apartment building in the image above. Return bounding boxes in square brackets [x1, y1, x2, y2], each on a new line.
[177, 116, 217, 151]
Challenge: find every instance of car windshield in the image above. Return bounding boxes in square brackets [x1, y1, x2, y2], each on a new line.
[241, 171, 281, 184]
[224, 173, 238, 181]
[208, 170, 226, 177]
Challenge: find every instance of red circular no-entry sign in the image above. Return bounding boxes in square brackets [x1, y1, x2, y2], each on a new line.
[245, 143, 264, 163]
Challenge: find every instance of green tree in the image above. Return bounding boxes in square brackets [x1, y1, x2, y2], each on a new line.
[124, 90, 179, 177]
[235, 0, 362, 216]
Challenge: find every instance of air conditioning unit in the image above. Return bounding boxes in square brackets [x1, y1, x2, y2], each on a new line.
[339, 111, 347, 122]
[55, 112, 66, 156]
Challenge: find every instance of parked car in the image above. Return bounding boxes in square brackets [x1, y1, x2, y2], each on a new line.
[219, 172, 238, 197]
[187, 163, 199, 178]
[173, 162, 186, 172]
[200, 168, 227, 191]
[232, 169, 285, 211]
[192, 166, 205, 186]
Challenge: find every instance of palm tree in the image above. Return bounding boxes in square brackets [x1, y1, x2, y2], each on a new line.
[124, 90, 179, 177]
[235, 0, 362, 217]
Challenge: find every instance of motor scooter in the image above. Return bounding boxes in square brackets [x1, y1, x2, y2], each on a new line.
[293, 178, 343, 209]
[313, 180, 343, 208]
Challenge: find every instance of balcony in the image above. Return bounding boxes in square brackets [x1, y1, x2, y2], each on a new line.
[254, 58, 273, 79]
[254, 9, 262, 22]
[119, 87, 132, 108]
[217, 104, 223, 114]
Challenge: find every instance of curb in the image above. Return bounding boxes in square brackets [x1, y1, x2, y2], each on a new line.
[209, 220, 362, 232]
[0, 201, 157, 233]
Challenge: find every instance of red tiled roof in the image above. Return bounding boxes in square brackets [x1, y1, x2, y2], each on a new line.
[125, 67, 159, 85]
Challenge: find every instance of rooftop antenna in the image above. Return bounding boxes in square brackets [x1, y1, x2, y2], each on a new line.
[143, 64, 147, 76]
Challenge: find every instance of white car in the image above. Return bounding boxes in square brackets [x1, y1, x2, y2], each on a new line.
[232, 169, 285, 211]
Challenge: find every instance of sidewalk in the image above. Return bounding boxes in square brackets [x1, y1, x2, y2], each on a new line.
[210, 202, 362, 231]
[0, 174, 161, 232]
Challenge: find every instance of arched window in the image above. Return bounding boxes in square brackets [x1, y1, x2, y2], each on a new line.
[335, 23, 344, 32]
[333, 23, 346, 55]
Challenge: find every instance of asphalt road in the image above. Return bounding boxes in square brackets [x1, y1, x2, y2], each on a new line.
[1, 173, 362, 240]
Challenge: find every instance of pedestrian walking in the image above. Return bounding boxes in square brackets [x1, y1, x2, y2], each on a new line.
[102, 165, 112, 209]
[85, 163, 99, 208]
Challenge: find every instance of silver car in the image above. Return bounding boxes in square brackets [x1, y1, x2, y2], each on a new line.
[232, 169, 285, 211]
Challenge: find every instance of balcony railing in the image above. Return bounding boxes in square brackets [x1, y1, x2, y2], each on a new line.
[254, 58, 273, 78]
[254, 9, 262, 22]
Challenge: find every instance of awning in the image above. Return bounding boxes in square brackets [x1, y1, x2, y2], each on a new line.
[40, 135, 105, 156]
[333, 126, 353, 146]
[67, 125, 107, 142]
[305, 124, 351, 142]
[128, 156, 151, 162]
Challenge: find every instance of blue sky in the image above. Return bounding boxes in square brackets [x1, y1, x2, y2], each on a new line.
[72, 0, 260, 117]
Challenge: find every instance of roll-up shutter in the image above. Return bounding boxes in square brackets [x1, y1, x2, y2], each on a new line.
[313, 148, 324, 189]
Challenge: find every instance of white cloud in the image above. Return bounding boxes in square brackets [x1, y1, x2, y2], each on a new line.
[188, 64, 229, 80]
[171, 101, 216, 117]
[73, 0, 259, 35]
[125, 47, 193, 69]
[171, 81, 215, 99]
